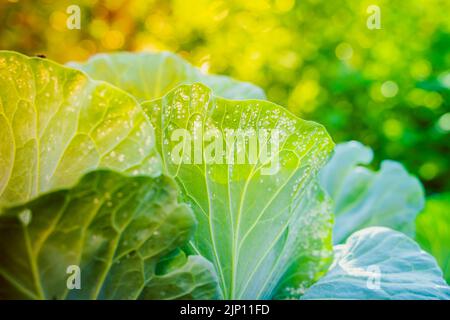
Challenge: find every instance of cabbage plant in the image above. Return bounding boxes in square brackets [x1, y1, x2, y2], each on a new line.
[0, 51, 448, 300]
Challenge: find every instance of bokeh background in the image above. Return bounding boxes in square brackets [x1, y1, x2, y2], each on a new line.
[0, 0, 449, 194]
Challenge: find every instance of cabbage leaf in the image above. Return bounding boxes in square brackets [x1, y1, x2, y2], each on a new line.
[69, 52, 265, 101]
[320, 141, 425, 244]
[142, 83, 334, 299]
[302, 227, 450, 300]
[0, 170, 218, 299]
[0, 51, 161, 207]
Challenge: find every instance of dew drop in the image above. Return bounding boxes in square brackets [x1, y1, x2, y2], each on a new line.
[18, 209, 32, 226]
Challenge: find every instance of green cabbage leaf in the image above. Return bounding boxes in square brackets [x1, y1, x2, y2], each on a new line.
[0, 51, 161, 207]
[0, 170, 218, 300]
[142, 83, 334, 299]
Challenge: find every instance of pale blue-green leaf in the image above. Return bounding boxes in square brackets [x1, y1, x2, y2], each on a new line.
[319, 141, 424, 244]
[69, 51, 265, 101]
[302, 227, 450, 300]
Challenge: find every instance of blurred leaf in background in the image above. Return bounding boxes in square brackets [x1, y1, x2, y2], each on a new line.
[0, 0, 449, 193]
[416, 193, 450, 284]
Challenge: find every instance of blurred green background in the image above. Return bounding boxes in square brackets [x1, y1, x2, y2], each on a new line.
[0, 0, 449, 194]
